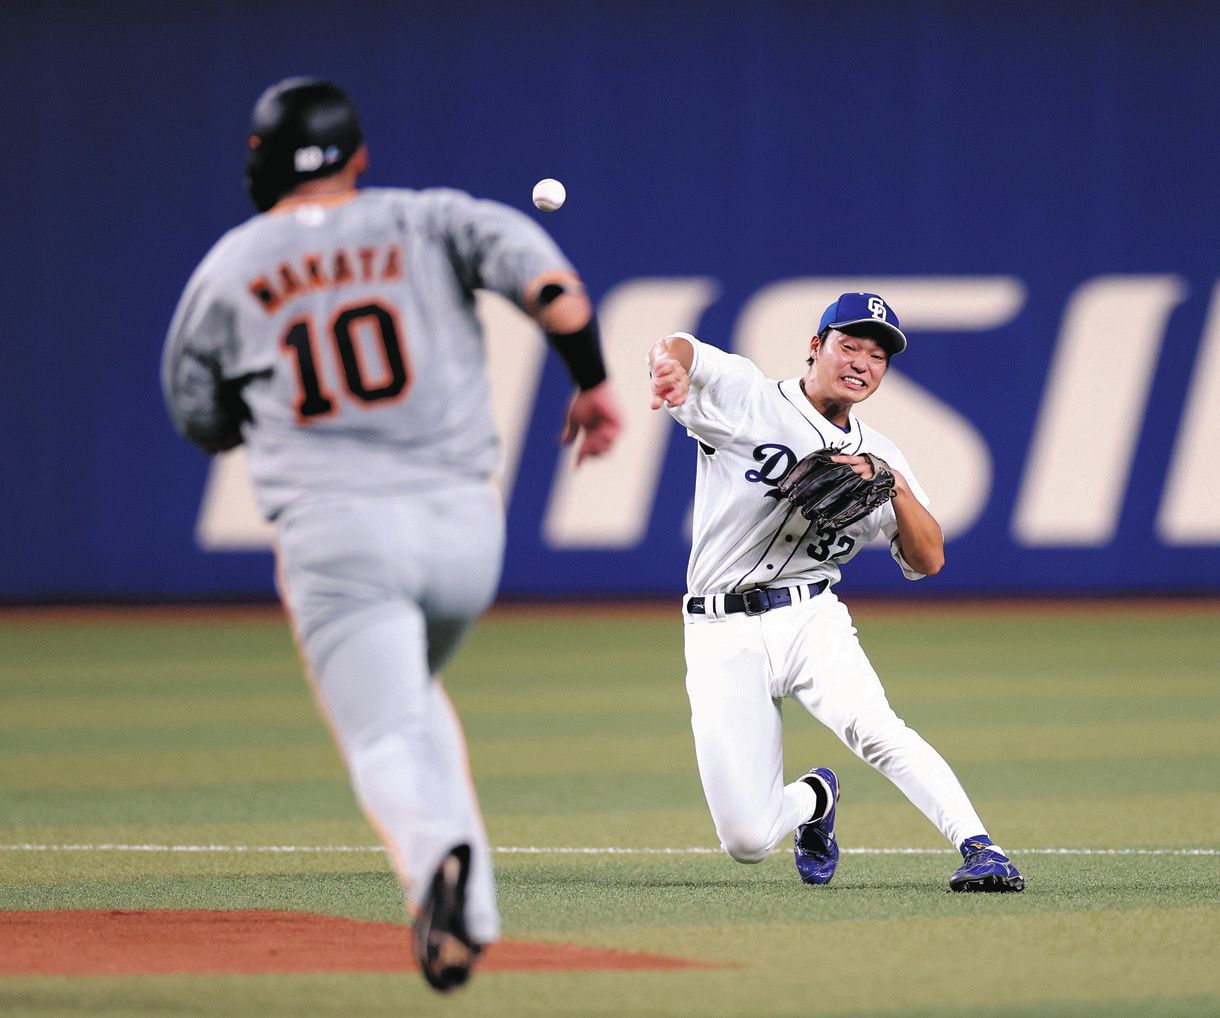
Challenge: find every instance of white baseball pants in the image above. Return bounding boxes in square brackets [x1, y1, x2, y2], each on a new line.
[683, 587, 986, 862]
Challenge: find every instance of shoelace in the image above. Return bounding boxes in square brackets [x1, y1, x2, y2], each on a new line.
[961, 840, 1006, 865]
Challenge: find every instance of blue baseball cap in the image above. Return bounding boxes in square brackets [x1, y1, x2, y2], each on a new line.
[818, 292, 907, 355]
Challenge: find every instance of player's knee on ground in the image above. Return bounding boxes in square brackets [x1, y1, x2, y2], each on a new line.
[717, 824, 773, 864]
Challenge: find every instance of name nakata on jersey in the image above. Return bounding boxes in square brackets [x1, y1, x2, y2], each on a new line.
[248, 243, 404, 315]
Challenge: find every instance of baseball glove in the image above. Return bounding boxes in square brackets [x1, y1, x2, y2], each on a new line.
[775, 446, 897, 531]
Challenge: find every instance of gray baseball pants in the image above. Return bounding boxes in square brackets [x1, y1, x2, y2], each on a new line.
[275, 480, 504, 943]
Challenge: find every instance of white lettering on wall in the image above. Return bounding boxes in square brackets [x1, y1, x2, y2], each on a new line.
[1013, 275, 1186, 546]
[194, 273, 1220, 555]
[195, 447, 273, 550]
[1159, 280, 1220, 543]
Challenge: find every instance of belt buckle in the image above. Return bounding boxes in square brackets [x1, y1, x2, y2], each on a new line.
[741, 588, 768, 616]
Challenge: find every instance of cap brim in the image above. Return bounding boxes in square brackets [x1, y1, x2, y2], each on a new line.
[828, 318, 907, 355]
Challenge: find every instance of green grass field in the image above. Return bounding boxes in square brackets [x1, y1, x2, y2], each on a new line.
[1, 603, 1217, 1016]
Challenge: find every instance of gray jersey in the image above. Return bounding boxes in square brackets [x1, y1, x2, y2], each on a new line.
[163, 187, 572, 518]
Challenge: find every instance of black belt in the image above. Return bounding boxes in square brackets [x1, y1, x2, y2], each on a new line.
[685, 580, 827, 617]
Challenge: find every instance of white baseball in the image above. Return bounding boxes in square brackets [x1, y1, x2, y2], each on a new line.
[532, 178, 566, 212]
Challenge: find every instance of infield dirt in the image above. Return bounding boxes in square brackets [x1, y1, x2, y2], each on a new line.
[0, 909, 723, 977]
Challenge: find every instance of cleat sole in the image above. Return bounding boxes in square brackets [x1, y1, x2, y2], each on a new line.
[414, 844, 483, 992]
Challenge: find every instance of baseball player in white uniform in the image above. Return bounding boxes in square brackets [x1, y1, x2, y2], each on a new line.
[647, 292, 1023, 893]
[162, 78, 623, 992]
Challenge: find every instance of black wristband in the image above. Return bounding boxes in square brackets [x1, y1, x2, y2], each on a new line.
[537, 282, 567, 308]
[546, 317, 607, 391]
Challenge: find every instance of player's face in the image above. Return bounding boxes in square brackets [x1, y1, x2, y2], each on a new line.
[805, 330, 889, 404]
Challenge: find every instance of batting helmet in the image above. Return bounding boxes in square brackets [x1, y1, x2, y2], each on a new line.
[244, 78, 364, 213]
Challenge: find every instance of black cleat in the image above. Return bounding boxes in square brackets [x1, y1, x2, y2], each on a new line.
[413, 843, 483, 992]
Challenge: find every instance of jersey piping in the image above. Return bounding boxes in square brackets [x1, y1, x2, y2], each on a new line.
[777, 380, 864, 454]
[729, 502, 812, 593]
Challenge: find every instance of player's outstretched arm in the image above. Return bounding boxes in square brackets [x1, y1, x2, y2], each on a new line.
[525, 270, 623, 466]
[647, 334, 694, 409]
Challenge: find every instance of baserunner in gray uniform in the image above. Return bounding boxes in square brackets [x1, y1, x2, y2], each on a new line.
[162, 79, 622, 993]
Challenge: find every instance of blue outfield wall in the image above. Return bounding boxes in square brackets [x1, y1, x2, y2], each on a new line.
[2, 1, 1218, 599]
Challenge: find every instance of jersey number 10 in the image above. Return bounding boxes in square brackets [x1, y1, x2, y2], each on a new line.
[281, 300, 411, 421]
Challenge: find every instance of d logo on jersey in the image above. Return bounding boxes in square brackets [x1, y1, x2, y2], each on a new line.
[745, 443, 797, 499]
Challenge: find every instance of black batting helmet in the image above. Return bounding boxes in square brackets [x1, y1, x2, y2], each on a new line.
[244, 78, 363, 212]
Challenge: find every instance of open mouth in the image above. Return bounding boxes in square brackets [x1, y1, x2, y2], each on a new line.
[840, 376, 867, 391]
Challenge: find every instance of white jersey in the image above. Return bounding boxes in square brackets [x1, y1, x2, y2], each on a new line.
[162, 187, 571, 519]
[667, 334, 931, 595]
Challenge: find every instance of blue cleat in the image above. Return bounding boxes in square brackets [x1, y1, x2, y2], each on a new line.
[794, 767, 840, 885]
[950, 836, 1025, 892]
